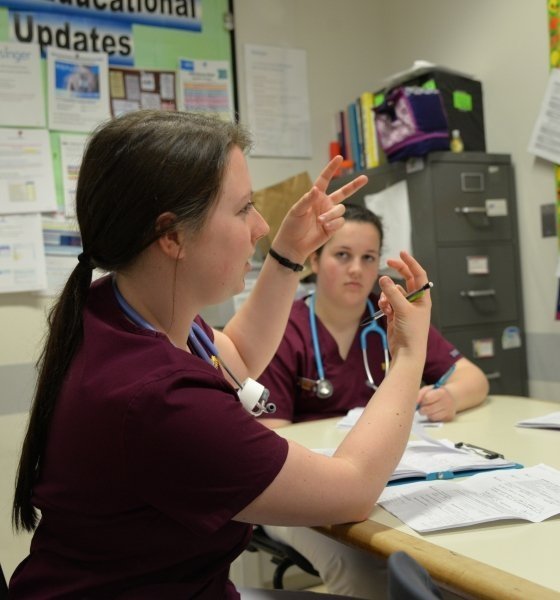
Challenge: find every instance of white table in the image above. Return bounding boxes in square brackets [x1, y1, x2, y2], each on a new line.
[276, 395, 560, 600]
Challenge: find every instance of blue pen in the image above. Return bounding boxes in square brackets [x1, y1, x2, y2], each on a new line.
[433, 363, 456, 389]
[417, 363, 456, 410]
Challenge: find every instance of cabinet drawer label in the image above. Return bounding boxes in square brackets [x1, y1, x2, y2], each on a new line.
[502, 326, 522, 349]
[467, 255, 489, 275]
[473, 338, 495, 358]
[486, 198, 508, 217]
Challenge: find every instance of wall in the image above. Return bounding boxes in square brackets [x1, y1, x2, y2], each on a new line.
[233, 0, 560, 401]
[1, 0, 559, 409]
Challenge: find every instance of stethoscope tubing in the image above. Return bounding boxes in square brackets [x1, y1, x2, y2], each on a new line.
[308, 293, 390, 395]
[113, 277, 242, 386]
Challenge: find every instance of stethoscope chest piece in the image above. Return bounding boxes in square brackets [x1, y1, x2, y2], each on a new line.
[315, 378, 334, 399]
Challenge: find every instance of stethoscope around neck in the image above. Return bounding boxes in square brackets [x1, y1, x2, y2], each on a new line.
[112, 278, 276, 416]
[306, 292, 390, 398]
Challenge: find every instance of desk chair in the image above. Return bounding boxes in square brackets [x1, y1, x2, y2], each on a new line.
[0, 561, 8, 600]
[246, 526, 320, 590]
[387, 551, 443, 600]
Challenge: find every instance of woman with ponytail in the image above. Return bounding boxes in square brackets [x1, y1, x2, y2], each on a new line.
[10, 110, 431, 599]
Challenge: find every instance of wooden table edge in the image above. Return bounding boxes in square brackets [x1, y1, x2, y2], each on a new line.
[314, 521, 559, 600]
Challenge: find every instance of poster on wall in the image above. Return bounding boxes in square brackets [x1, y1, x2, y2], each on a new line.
[109, 67, 177, 117]
[177, 59, 234, 121]
[59, 134, 88, 217]
[47, 47, 110, 133]
[528, 68, 560, 164]
[0, 128, 57, 214]
[0, 41, 45, 127]
[0, 213, 47, 294]
[244, 44, 312, 158]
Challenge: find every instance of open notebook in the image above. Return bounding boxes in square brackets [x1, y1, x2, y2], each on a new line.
[314, 439, 521, 484]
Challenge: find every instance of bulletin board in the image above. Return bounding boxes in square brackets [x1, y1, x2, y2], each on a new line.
[0, 0, 236, 295]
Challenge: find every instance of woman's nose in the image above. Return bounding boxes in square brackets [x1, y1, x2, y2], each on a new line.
[252, 209, 270, 242]
[348, 258, 362, 274]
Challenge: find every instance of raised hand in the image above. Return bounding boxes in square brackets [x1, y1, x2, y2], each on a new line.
[271, 156, 368, 263]
[376, 251, 432, 361]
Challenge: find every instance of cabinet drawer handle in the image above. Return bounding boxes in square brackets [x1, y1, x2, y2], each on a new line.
[454, 206, 487, 215]
[485, 371, 502, 380]
[460, 289, 496, 298]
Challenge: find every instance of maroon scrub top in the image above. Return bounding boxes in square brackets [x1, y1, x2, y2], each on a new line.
[259, 295, 461, 423]
[10, 276, 288, 599]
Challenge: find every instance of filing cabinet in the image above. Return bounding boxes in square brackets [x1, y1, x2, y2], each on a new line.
[331, 152, 528, 395]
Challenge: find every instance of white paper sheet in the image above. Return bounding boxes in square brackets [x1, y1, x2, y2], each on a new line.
[0, 128, 57, 214]
[364, 181, 412, 271]
[0, 42, 45, 127]
[378, 464, 560, 533]
[528, 68, 560, 164]
[336, 406, 441, 429]
[516, 411, 560, 430]
[47, 47, 110, 133]
[0, 213, 47, 293]
[244, 44, 312, 158]
[177, 59, 234, 121]
[59, 134, 88, 217]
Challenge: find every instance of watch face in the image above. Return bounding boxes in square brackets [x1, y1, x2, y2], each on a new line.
[316, 379, 334, 399]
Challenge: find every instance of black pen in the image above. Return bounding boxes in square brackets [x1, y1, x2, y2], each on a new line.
[361, 281, 433, 326]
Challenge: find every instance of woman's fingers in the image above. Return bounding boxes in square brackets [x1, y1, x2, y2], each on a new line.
[314, 155, 368, 199]
[386, 251, 429, 293]
[328, 174, 369, 204]
[314, 155, 343, 191]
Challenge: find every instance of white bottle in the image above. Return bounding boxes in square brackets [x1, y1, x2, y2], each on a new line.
[450, 129, 464, 153]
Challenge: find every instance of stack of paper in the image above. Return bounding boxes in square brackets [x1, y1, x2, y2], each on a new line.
[378, 464, 560, 533]
[516, 411, 560, 430]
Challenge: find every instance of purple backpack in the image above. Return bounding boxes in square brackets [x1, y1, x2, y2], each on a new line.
[374, 86, 450, 161]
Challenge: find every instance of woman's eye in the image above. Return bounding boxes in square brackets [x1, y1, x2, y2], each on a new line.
[364, 255, 377, 263]
[239, 202, 254, 215]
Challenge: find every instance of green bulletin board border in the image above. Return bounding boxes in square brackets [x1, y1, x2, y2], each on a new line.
[0, 0, 236, 212]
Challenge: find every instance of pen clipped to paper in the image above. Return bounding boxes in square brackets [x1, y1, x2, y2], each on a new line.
[361, 281, 433, 326]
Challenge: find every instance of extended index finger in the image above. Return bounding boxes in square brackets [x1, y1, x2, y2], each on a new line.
[313, 156, 368, 201]
[313, 156, 343, 192]
[329, 174, 369, 205]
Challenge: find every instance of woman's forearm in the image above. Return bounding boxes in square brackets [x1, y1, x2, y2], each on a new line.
[221, 251, 303, 378]
[446, 357, 490, 413]
[334, 351, 426, 507]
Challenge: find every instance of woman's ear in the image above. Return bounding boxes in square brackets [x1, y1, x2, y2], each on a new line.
[154, 212, 185, 259]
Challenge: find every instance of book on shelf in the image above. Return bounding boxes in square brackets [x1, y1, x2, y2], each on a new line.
[346, 102, 361, 171]
[342, 108, 352, 165]
[335, 92, 381, 173]
[358, 91, 379, 169]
